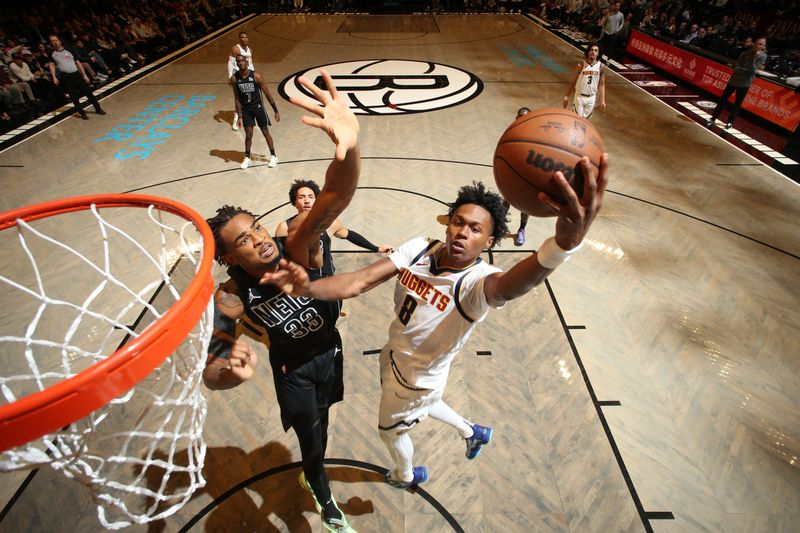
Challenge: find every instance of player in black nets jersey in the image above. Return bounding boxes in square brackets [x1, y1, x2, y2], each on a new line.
[275, 179, 394, 258]
[204, 70, 359, 533]
[231, 54, 280, 170]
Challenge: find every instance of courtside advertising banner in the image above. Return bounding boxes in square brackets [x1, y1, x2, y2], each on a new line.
[627, 29, 800, 132]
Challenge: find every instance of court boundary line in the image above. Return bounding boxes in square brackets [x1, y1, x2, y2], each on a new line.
[544, 279, 657, 532]
[178, 458, 464, 532]
[524, 13, 792, 529]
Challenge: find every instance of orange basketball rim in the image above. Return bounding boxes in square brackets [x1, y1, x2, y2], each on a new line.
[0, 194, 215, 453]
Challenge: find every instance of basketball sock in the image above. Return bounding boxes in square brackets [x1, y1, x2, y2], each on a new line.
[305, 467, 332, 507]
[380, 429, 414, 482]
[245, 152, 250, 158]
[270, 149, 276, 155]
[322, 497, 342, 522]
[428, 400, 473, 438]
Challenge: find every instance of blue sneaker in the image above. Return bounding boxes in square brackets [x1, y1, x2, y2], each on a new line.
[384, 466, 428, 489]
[514, 228, 526, 246]
[465, 424, 493, 460]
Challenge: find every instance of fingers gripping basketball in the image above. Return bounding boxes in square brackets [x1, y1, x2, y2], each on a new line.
[493, 108, 604, 217]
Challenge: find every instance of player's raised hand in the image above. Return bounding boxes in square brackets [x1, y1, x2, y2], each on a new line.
[290, 69, 359, 161]
[227, 338, 258, 382]
[539, 153, 608, 250]
[260, 258, 313, 297]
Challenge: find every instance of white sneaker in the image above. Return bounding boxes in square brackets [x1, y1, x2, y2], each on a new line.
[240, 157, 250, 169]
[268, 155, 278, 168]
[232, 114, 239, 131]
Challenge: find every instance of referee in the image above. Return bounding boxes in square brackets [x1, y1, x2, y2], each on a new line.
[48, 34, 105, 120]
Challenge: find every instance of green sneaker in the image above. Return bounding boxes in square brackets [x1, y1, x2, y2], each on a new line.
[298, 472, 357, 532]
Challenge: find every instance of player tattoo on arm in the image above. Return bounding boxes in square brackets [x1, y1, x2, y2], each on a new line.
[310, 208, 339, 235]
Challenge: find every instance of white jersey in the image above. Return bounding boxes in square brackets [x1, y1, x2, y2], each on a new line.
[227, 44, 254, 78]
[386, 237, 503, 388]
[575, 60, 602, 97]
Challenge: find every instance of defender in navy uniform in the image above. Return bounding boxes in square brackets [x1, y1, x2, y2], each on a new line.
[204, 70, 360, 533]
[275, 179, 394, 266]
[231, 54, 280, 170]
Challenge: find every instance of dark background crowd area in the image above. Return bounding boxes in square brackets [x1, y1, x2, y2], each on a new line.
[0, 0, 258, 133]
[1, 0, 797, 135]
[533, 0, 800, 85]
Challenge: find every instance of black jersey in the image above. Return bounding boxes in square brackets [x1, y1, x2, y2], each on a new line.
[226, 237, 340, 370]
[235, 69, 263, 108]
[286, 215, 335, 277]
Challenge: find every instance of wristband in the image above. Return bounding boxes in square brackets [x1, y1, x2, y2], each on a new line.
[536, 236, 583, 269]
[345, 229, 379, 252]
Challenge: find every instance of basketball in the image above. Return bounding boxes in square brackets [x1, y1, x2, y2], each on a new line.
[493, 108, 604, 217]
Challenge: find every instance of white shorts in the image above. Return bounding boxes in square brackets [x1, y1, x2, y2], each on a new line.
[571, 94, 596, 118]
[378, 347, 445, 431]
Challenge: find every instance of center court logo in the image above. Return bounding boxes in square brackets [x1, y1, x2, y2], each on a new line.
[279, 60, 483, 115]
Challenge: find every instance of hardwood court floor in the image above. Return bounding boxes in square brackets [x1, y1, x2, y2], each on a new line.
[0, 13, 798, 533]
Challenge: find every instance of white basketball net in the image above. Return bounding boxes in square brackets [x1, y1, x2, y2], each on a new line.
[0, 202, 212, 529]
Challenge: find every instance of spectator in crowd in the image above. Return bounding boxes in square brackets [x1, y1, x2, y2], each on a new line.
[4, 38, 32, 60]
[681, 23, 699, 43]
[0, 62, 36, 107]
[714, 15, 733, 37]
[68, 40, 106, 85]
[32, 43, 52, 73]
[689, 27, 708, 47]
[8, 53, 50, 101]
[676, 21, 689, 41]
[20, 51, 61, 101]
[600, 2, 624, 60]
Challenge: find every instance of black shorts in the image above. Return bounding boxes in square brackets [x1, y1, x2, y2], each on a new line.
[242, 105, 270, 128]
[272, 336, 344, 431]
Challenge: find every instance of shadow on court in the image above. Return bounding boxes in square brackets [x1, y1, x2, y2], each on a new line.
[145, 442, 378, 532]
[213, 110, 237, 127]
[210, 149, 271, 166]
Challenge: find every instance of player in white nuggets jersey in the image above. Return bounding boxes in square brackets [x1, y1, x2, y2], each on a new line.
[563, 43, 606, 119]
[228, 32, 255, 131]
[264, 160, 609, 490]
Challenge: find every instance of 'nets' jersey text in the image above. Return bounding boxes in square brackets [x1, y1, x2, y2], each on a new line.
[212, 236, 340, 370]
[235, 70, 263, 108]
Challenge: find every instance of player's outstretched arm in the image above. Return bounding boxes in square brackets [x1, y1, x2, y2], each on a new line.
[261, 256, 398, 300]
[484, 154, 608, 305]
[286, 69, 361, 268]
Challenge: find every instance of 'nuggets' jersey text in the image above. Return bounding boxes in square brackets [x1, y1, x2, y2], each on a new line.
[386, 237, 502, 388]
